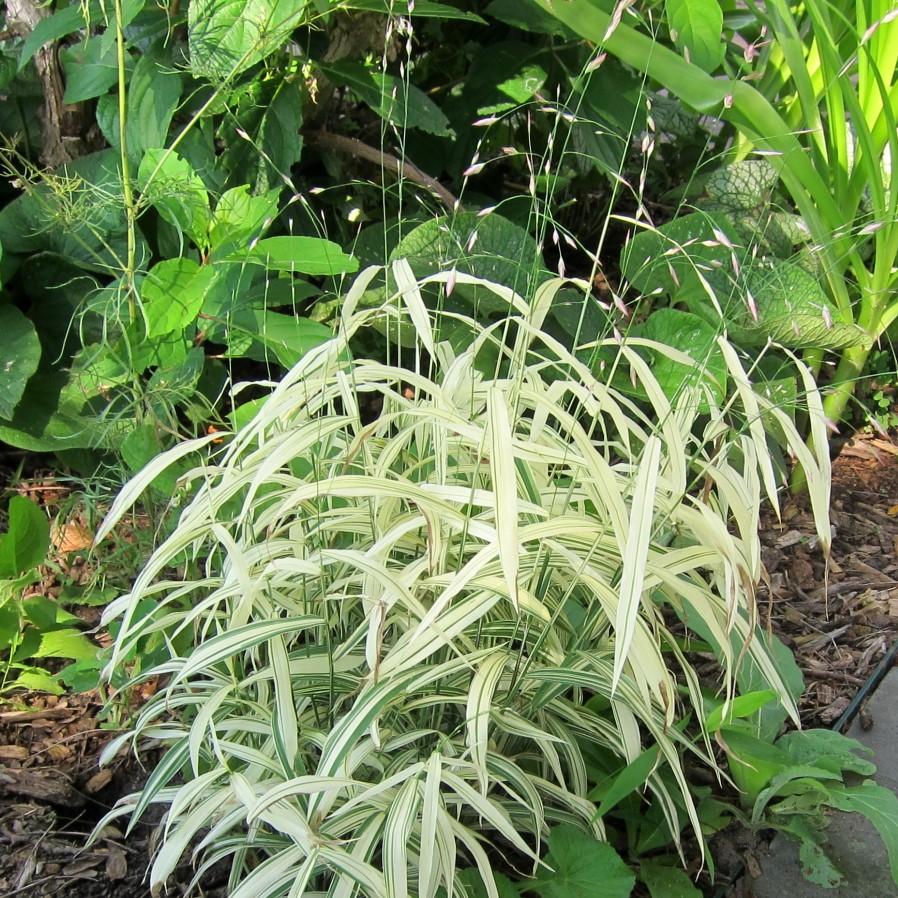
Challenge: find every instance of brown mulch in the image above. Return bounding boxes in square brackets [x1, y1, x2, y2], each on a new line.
[0, 692, 227, 898]
[0, 693, 147, 898]
[759, 431, 898, 727]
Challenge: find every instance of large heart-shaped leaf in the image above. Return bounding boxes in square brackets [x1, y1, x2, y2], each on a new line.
[391, 211, 545, 312]
[531, 825, 635, 898]
[140, 257, 215, 337]
[640, 860, 702, 898]
[733, 261, 869, 349]
[0, 151, 135, 273]
[189, 0, 309, 80]
[642, 308, 727, 405]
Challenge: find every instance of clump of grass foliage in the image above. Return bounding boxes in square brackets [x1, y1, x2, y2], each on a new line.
[92, 265, 831, 896]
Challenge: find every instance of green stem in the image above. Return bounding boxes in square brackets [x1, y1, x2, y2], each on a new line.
[821, 344, 871, 427]
[114, 0, 137, 320]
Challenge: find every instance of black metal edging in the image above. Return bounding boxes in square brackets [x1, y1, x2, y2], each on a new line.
[831, 638, 898, 735]
[709, 638, 898, 898]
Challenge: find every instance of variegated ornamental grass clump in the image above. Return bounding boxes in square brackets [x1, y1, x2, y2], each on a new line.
[93, 265, 831, 897]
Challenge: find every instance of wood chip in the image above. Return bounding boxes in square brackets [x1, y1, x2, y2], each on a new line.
[776, 529, 805, 548]
[105, 844, 128, 881]
[0, 768, 84, 807]
[888, 591, 898, 617]
[0, 708, 73, 723]
[819, 695, 851, 724]
[0, 745, 29, 761]
[85, 768, 113, 794]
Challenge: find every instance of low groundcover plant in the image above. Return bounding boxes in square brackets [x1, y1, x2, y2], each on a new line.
[92, 265, 831, 897]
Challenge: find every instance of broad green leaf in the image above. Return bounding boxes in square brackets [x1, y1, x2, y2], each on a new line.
[706, 160, 779, 212]
[6, 670, 64, 695]
[485, 0, 573, 35]
[827, 782, 898, 883]
[720, 726, 792, 801]
[457, 868, 519, 898]
[188, 0, 309, 80]
[23, 595, 57, 630]
[622, 214, 868, 350]
[0, 497, 50, 578]
[734, 262, 869, 350]
[621, 212, 738, 316]
[220, 79, 303, 193]
[665, 0, 724, 71]
[705, 690, 778, 733]
[35, 628, 98, 662]
[0, 150, 133, 272]
[227, 311, 335, 369]
[18, 3, 97, 71]
[592, 746, 658, 815]
[320, 61, 452, 136]
[60, 36, 121, 104]
[138, 149, 211, 247]
[478, 63, 548, 114]
[0, 305, 41, 419]
[392, 212, 544, 311]
[641, 309, 726, 406]
[140, 258, 215, 337]
[209, 186, 280, 255]
[735, 627, 804, 742]
[239, 236, 358, 276]
[0, 606, 19, 651]
[0, 371, 118, 452]
[798, 839, 843, 888]
[98, 43, 183, 165]
[58, 657, 106, 693]
[536, 825, 635, 898]
[148, 346, 206, 397]
[778, 730, 876, 777]
[640, 861, 702, 898]
[120, 424, 183, 495]
[751, 765, 841, 824]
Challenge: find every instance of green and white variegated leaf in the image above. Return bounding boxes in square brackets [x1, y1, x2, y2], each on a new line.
[467, 650, 510, 792]
[487, 386, 519, 609]
[613, 436, 661, 693]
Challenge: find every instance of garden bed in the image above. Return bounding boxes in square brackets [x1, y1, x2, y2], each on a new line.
[1, 433, 897, 897]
